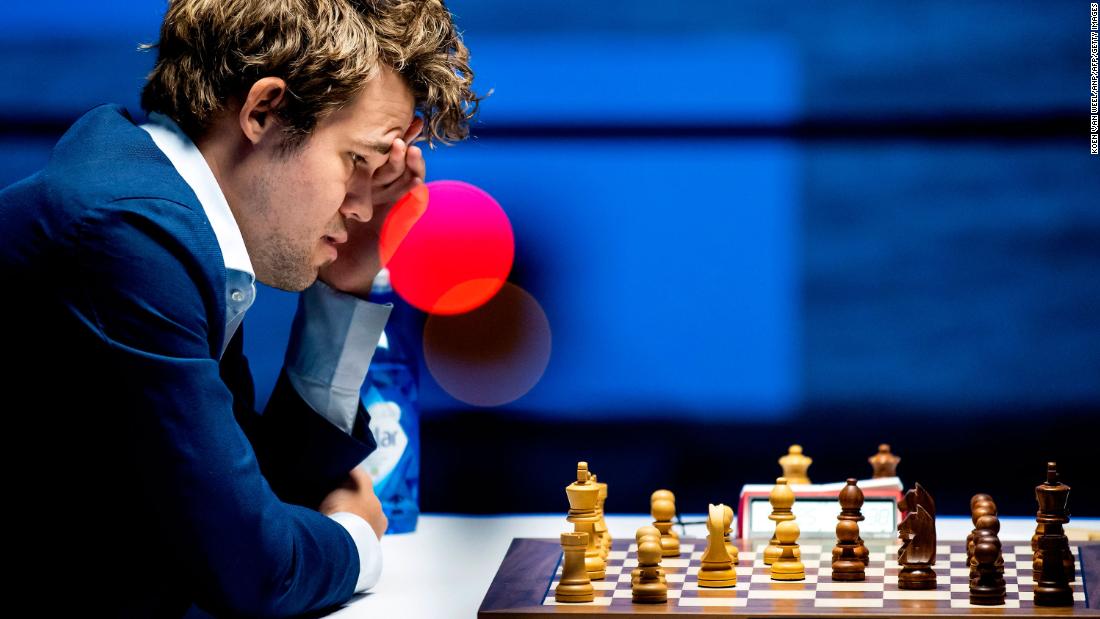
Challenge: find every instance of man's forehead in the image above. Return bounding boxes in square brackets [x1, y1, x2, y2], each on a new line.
[328, 67, 415, 149]
[350, 67, 416, 123]
[346, 100, 414, 135]
[336, 102, 413, 150]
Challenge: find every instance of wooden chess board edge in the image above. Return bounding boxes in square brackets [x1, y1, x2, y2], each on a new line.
[1083, 545, 1099, 610]
[479, 538, 563, 616]
[477, 538, 1100, 618]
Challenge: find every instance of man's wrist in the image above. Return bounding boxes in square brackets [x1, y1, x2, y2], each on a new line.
[284, 278, 393, 433]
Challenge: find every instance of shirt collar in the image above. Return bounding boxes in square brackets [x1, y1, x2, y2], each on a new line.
[138, 112, 255, 282]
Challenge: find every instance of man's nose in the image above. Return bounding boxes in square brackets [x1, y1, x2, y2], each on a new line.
[340, 189, 373, 223]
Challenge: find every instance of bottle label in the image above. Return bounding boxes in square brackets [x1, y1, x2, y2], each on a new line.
[363, 399, 407, 484]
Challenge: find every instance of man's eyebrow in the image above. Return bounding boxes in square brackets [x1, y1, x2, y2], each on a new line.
[353, 139, 392, 156]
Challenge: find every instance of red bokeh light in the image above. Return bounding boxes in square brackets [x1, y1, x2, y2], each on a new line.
[381, 180, 514, 315]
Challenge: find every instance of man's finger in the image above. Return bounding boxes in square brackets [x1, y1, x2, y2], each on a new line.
[406, 144, 425, 180]
[404, 117, 425, 144]
[373, 138, 408, 186]
[372, 167, 418, 207]
[348, 466, 373, 489]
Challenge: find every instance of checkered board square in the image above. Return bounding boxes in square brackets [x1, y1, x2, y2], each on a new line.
[542, 540, 1087, 612]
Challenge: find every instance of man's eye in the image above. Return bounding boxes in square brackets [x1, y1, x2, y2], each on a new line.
[350, 153, 366, 168]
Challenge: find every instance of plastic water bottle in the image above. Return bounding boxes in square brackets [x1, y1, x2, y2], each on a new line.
[360, 268, 421, 533]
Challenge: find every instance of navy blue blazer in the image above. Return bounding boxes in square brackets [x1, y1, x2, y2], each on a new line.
[0, 105, 378, 617]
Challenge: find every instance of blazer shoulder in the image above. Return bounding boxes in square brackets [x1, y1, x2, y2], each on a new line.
[72, 195, 229, 359]
[2, 105, 230, 357]
[46, 105, 206, 212]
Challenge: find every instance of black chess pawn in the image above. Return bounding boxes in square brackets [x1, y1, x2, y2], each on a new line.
[968, 497, 996, 546]
[969, 539, 1006, 606]
[971, 500, 997, 524]
[831, 520, 866, 581]
[967, 497, 997, 567]
[969, 515, 1003, 579]
[1033, 534, 1074, 606]
[970, 493, 994, 512]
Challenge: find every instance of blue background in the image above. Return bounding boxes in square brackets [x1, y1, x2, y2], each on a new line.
[2, 1, 1097, 515]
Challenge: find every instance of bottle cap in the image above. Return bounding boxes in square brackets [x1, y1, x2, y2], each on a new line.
[371, 267, 393, 293]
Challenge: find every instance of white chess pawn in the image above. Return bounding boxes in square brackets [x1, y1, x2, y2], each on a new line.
[632, 526, 666, 585]
[769, 520, 805, 581]
[651, 498, 680, 557]
[650, 489, 680, 541]
[631, 540, 668, 603]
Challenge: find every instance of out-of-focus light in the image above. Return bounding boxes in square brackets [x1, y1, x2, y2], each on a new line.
[423, 283, 552, 407]
[381, 180, 514, 315]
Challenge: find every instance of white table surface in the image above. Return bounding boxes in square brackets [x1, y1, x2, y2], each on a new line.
[326, 514, 1100, 618]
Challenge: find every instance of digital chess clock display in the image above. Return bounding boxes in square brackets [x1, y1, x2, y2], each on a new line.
[749, 497, 899, 538]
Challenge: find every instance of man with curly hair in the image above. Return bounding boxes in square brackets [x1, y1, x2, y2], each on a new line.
[0, 1, 479, 616]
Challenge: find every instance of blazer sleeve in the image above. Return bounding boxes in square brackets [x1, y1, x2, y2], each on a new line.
[219, 322, 378, 510]
[71, 198, 362, 618]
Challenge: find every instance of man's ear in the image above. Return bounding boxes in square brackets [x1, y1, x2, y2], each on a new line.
[239, 77, 288, 145]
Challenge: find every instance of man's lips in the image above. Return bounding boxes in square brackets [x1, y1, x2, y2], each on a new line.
[322, 237, 340, 260]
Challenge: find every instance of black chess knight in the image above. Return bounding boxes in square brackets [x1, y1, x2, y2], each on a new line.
[898, 482, 936, 520]
[897, 484, 937, 590]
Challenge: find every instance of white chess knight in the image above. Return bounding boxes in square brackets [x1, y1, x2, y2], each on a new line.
[697, 503, 737, 588]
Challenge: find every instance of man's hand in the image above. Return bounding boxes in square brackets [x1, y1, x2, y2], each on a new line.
[319, 466, 388, 539]
[318, 117, 426, 299]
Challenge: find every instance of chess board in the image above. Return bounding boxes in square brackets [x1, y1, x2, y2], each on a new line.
[479, 538, 1100, 617]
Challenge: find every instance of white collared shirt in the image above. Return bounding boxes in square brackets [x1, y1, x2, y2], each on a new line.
[140, 113, 388, 593]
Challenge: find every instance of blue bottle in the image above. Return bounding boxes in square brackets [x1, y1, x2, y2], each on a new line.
[361, 268, 421, 533]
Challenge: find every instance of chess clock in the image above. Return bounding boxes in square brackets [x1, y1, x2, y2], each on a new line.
[738, 477, 905, 540]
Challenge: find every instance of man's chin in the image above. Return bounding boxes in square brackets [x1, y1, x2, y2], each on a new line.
[256, 268, 317, 293]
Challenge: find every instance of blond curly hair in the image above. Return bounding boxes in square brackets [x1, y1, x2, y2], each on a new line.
[141, 0, 481, 149]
